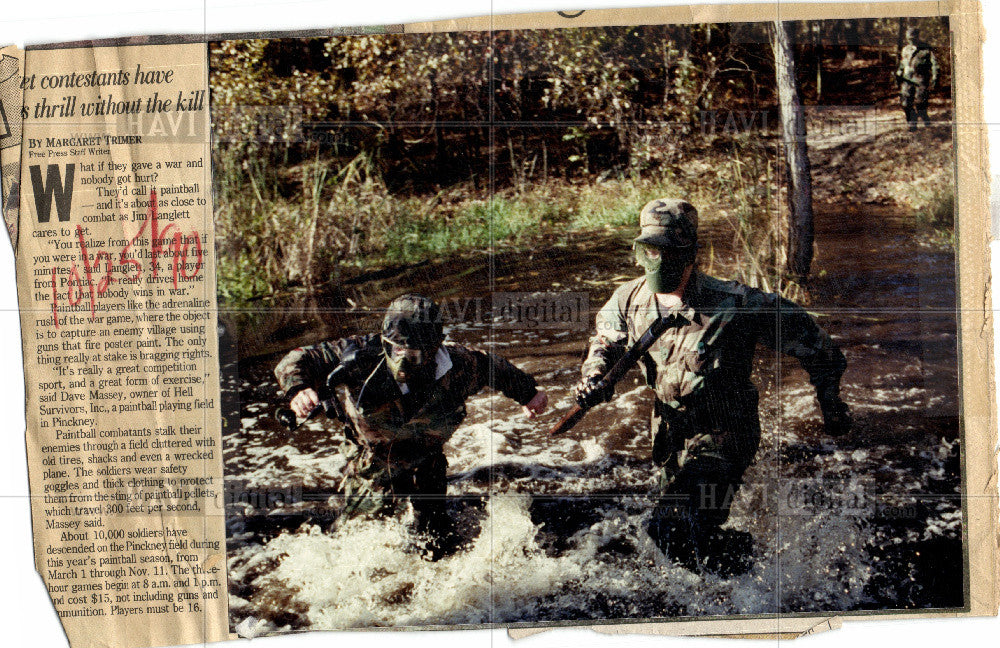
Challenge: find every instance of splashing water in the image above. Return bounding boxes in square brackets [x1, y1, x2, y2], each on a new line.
[223, 207, 962, 632]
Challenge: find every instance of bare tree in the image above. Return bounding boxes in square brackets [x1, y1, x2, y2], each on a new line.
[842, 19, 860, 67]
[770, 20, 814, 281]
[811, 21, 823, 101]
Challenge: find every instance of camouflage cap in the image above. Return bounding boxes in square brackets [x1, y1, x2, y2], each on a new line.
[381, 294, 444, 351]
[634, 198, 698, 249]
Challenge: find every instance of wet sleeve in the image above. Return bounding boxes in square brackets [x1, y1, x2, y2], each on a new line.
[755, 292, 847, 404]
[469, 349, 539, 406]
[580, 290, 629, 379]
[274, 338, 352, 399]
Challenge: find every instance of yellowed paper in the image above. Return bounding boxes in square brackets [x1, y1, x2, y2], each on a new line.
[1, 44, 24, 249]
[17, 42, 226, 647]
[407, 1, 952, 33]
[509, 616, 843, 640]
[8, 1, 998, 646]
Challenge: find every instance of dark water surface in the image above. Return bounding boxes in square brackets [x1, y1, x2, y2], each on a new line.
[222, 205, 962, 632]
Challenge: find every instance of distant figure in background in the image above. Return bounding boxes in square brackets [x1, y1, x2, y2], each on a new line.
[896, 27, 939, 131]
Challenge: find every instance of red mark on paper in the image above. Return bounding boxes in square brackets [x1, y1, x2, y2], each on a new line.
[50, 188, 204, 327]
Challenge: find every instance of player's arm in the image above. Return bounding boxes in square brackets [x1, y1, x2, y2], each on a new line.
[275, 337, 361, 417]
[576, 292, 630, 404]
[758, 293, 851, 436]
[466, 347, 547, 418]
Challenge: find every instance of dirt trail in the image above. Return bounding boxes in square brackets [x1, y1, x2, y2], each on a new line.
[804, 101, 953, 206]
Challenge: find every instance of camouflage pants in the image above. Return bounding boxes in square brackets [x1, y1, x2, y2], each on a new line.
[336, 440, 448, 534]
[649, 394, 761, 534]
[900, 83, 931, 127]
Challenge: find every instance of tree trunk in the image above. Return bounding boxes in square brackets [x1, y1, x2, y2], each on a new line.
[843, 19, 860, 66]
[430, 71, 445, 178]
[812, 22, 823, 101]
[770, 20, 814, 281]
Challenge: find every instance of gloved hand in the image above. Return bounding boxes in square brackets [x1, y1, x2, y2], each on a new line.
[820, 398, 852, 437]
[574, 374, 613, 408]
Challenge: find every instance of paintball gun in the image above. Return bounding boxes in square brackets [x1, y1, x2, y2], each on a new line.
[548, 314, 676, 436]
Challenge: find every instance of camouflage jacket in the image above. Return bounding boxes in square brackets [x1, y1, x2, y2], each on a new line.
[582, 272, 846, 425]
[275, 334, 539, 457]
[897, 42, 938, 87]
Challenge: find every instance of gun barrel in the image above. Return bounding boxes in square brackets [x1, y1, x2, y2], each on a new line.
[548, 315, 675, 436]
[548, 404, 586, 436]
[274, 402, 326, 432]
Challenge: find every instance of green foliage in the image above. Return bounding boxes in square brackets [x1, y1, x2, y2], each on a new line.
[914, 183, 955, 245]
[212, 141, 697, 304]
[209, 21, 951, 304]
[210, 26, 764, 166]
[919, 184, 955, 229]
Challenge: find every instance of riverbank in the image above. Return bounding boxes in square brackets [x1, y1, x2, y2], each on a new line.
[214, 100, 953, 305]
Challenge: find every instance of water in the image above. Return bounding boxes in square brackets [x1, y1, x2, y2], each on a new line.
[221, 207, 962, 633]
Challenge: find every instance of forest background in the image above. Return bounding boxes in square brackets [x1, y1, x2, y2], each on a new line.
[209, 17, 953, 305]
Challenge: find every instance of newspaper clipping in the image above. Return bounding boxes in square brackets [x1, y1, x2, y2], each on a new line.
[14, 42, 226, 646]
[3, 2, 998, 647]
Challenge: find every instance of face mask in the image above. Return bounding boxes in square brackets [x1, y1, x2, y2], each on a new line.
[382, 337, 436, 385]
[634, 242, 690, 294]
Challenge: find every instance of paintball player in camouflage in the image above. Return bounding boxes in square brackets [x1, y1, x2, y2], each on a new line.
[896, 26, 939, 131]
[576, 199, 851, 572]
[276, 294, 548, 557]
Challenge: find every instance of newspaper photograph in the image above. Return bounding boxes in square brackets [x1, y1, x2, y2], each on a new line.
[1, 1, 997, 647]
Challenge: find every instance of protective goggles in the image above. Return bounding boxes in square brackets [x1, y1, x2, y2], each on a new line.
[633, 241, 692, 265]
[381, 336, 430, 365]
[633, 241, 664, 261]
